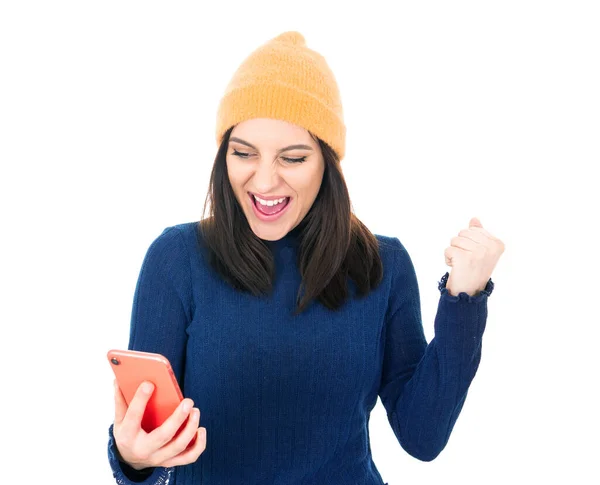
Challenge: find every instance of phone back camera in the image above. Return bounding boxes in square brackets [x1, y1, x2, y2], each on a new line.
[111, 358, 120, 365]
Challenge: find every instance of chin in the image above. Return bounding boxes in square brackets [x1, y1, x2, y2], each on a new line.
[252, 225, 289, 241]
[241, 197, 298, 241]
[246, 217, 294, 241]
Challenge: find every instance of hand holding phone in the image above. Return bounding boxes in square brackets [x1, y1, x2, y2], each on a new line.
[108, 349, 207, 470]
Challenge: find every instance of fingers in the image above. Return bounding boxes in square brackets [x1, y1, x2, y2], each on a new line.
[467, 225, 499, 242]
[114, 380, 128, 424]
[451, 236, 477, 251]
[113, 380, 205, 469]
[161, 427, 207, 468]
[152, 406, 200, 463]
[148, 400, 196, 452]
[121, 381, 154, 436]
[458, 229, 486, 244]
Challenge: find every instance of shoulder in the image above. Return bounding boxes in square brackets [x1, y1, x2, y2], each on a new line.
[374, 233, 401, 250]
[150, 220, 207, 254]
[373, 233, 416, 281]
[135, 222, 200, 309]
[140, 221, 200, 280]
[167, 220, 202, 247]
[146, 223, 188, 257]
[374, 233, 408, 261]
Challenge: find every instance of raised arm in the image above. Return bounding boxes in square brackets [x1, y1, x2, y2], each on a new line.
[378, 238, 494, 461]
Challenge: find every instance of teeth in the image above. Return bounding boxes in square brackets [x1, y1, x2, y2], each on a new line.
[253, 195, 287, 206]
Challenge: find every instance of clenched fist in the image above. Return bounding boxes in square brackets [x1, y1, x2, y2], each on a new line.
[444, 217, 505, 297]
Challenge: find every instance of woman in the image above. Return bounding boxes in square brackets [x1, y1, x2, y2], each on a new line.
[107, 31, 503, 485]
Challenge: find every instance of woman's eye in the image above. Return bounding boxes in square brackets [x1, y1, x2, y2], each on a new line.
[232, 149, 306, 164]
[232, 149, 250, 158]
[282, 156, 307, 164]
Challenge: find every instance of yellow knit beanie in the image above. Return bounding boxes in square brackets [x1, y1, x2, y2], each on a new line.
[215, 31, 346, 161]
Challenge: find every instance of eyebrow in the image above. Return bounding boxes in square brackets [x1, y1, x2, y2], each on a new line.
[229, 137, 313, 153]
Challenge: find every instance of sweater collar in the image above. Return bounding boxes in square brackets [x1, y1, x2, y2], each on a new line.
[263, 224, 302, 251]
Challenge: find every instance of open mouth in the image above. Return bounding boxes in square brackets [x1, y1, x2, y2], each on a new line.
[248, 193, 291, 218]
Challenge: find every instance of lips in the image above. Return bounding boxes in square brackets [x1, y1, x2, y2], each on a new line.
[247, 193, 292, 221]
[252, 195, 290, 215]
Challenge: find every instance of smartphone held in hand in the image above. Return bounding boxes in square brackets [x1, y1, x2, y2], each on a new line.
[107, 349, 187, 433]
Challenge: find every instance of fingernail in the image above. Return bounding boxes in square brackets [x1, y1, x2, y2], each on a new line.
[142, 382, 153, 393]
[182, 399, 192, 412]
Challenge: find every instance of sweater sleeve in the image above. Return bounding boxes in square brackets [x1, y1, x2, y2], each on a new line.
[377, 237, 494, 462]
[108, 226, 194, 484]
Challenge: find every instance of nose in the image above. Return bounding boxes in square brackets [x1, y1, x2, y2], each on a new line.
[252, 160, 280, 194]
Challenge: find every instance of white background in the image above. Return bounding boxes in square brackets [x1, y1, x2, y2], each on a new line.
[1, 1, 599, 483]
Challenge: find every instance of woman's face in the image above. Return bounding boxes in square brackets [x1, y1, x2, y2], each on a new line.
[226, 118, 325, 241]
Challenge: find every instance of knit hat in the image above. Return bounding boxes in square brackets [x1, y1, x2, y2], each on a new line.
[215, 31, 346, 161]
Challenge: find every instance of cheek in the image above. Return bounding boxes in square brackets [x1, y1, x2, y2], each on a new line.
[226, 160, 248, 189]
[300, 170, 324, 198]
[287, 178, 322, 209]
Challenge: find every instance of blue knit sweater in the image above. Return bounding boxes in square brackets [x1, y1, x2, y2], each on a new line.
[107, 221, 494, 485]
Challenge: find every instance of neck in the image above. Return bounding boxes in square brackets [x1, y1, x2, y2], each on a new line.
[263, 224, 303, 250]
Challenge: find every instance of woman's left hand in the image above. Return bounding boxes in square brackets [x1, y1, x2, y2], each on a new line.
[444, 217, 505, 297]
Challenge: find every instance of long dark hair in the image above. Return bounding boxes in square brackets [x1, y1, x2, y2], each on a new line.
[198, 125, 383, 315]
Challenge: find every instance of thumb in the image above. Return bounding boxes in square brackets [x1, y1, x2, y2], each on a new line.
[469, 216, 483, 228]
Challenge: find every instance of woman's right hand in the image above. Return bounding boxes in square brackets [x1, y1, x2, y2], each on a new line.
[112, 380, 207, 470]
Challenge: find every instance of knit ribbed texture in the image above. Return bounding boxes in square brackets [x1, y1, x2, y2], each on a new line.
[107, 222, 494, 485]
[215, 31, 347, 161]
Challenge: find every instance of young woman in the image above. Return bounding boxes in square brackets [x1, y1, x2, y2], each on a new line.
[107, 31, 503, 485]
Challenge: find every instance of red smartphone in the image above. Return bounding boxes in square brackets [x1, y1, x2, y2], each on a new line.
[107, 349, 196, 446]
